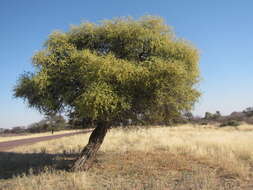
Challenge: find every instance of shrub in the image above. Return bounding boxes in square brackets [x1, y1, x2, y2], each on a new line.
[220, 120, 240, 127]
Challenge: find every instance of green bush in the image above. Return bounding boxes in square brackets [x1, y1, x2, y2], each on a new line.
[220, 120, 240, 127]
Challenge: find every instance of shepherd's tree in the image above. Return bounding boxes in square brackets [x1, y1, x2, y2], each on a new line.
[14, 16, 200, 171]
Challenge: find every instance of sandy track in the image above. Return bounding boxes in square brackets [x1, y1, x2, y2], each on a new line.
[0, 130, 92, 151]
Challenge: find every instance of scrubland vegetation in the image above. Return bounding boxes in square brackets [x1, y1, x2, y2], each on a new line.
[1, 124, 253, 190]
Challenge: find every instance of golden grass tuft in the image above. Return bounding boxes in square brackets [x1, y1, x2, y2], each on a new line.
[1, 169, 89, 190]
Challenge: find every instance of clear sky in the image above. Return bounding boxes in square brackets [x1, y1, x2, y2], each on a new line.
[1, 0, 253, 128]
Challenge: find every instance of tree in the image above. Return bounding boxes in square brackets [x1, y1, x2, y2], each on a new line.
[204, 112, 213, 120]
[183, 111, 194, 120]
[14, 16, 200, 171]
[46, 114, 66, 130]
[213, 110, 221, 119]
[68, 111, 94, 129]
[243, 107, 253, 117]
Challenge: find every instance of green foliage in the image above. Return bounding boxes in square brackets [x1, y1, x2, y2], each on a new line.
[14, 16, 200, 125]
[220, 120, 240, 127]
[204, 111, 221, 120]
[204, 112, 213, 120]
[28, 115, 67, 133]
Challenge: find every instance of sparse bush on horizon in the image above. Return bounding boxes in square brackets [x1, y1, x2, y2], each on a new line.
[186, 106, 253, 127]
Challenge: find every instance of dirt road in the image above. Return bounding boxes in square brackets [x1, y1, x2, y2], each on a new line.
[0, 130, 92, 151]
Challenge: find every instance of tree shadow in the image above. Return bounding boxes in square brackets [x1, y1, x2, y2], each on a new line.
[0, 151, 79, 179]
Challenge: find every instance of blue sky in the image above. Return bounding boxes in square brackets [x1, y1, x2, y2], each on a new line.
[1, 0, 253, 128]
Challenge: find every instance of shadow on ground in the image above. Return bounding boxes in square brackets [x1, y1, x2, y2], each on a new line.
[0, 151, 79, 179]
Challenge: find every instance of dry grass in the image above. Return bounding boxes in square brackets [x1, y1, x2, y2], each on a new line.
[1, 124, 253, 189]
[0, 130, 83, 143]
[0, 169, 89, 190]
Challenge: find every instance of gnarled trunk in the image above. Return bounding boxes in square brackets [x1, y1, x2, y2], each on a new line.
[71, 121, 109, 171]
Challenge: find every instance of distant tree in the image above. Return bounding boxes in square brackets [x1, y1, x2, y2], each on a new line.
[204, 112, 213, 120]
[27, 120, 48, 133]
[243, 107, 253, 117]
[230, 111, 242, 117]
[244, 107, 253, 112]
[27, 115, 66, 133]
[11, 126, 26, 133]
[229, 111, 244, 120]
[215, 111, 221, 116]
[14, 16, 200, 171]
[204, 111, 221, 121]
[183, 111, 194, 121]
[46, 114, 66, 130]
[212, 110, 221, 119]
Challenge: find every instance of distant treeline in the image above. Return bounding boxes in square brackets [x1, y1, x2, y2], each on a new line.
[183, 107, 253, 127]
[1, 107, 253, 134]
[1, 115, 72, 134]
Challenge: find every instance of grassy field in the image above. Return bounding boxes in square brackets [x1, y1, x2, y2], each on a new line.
[0, 130, 84, 143]
[0, 124, 253, 190]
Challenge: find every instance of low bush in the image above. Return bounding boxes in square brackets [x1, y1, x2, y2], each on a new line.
[220, 120, 240, 127]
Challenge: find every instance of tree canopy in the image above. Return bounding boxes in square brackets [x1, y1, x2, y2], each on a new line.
[14, 16, 200, 125]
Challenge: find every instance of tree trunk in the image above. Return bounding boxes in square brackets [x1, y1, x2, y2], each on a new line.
[71, 121, 109, 171]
